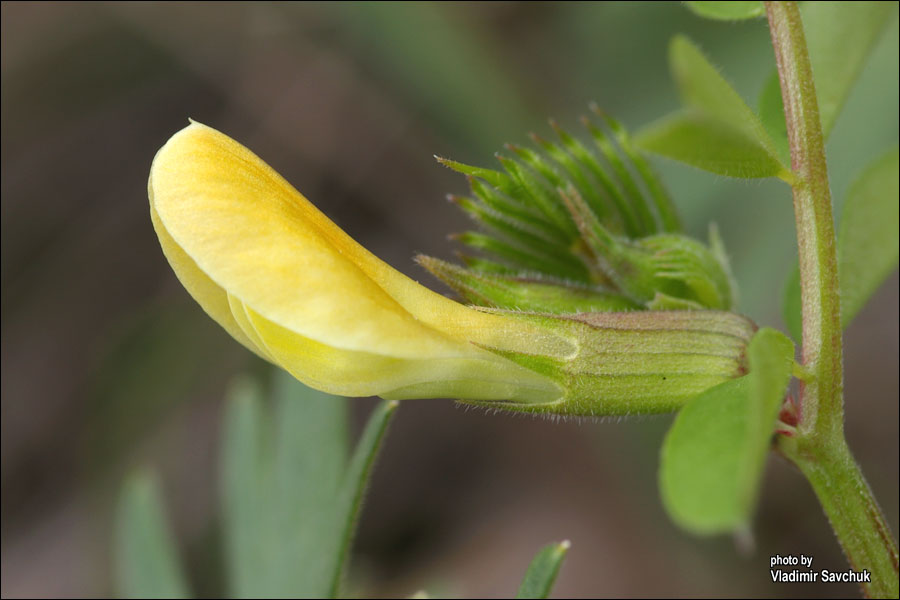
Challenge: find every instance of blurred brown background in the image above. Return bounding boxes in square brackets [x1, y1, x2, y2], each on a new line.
[2, 2, 897, 597]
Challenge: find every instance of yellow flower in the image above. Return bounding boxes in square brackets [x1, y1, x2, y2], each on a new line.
[148, 122, 566, 404]
[149, 121, 755, 416]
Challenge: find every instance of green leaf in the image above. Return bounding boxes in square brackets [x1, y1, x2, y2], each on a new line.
[745, 329, 795, 487]
[782, 263, 802, 343]
[838, 147, 900, 327]
[669, 35, 783, 166]
[660, 329, 794, 534]
[685, 1, 764, 21]
[757, 71, 791, 166]
[221, 371, 396, 598]
[516, 540, 571, 599]
[757, 3, 895, 162]
[802, 1, 898, 139]
[271, 371, 349, 597]
[115, 471, 190, 599]
[636, 111, 788, 179]
[326, 399, 398, 597]
[660, 377, 751, 533]
[782, 148, 899, 336]
[221, 377, 267, 597]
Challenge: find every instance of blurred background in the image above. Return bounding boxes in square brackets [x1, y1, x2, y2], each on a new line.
[2, 2, 897, 597]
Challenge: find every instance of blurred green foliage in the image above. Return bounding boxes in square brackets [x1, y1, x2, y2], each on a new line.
[116, 371, 397, 598]
[115, 372, 568, 598]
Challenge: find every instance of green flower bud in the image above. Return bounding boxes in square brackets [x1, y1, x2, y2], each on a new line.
[563, 186, 735, 310]
[436, 111, 737, 313]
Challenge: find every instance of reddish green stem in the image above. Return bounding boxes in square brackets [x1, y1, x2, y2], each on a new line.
[766, 0, 841, 440]
[766, 3, 898, 597]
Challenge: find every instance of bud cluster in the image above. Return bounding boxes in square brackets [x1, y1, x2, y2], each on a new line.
[422, 107, 737, 313]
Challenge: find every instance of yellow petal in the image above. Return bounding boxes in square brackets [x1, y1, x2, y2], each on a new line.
[149, 121, 563, 403]
[149, 201, 269, 361]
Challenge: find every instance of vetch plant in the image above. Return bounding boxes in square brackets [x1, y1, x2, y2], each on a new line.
[126, 1, 898, 597]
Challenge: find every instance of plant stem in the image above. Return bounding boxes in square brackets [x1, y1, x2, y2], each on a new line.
[766, 0, 841, 440]
[766, 2, 898, 596]
[779, 436, 899, 598]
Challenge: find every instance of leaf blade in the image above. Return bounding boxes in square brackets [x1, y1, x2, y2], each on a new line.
[516, 540, 571, 599]
[685, 1, 764, 21]
[270, 371, 350, 596]
[782, 263, 802, 343]
[636, 111, 789, 179]
[221, 371, 371, 598]
[660, 329, 794, 534]
[327, 399, 399, 598]
[744, 329, 795, 502]
[115, 471, 190, 599]
[839, 147, 900, 327]
[783, 148, 899, 335]
[803, 1, 898, 138]
[660, 377, 751, 533]
[220, 377, 268, 598]
[669, 35, 782, 164]
[757, 70, 791, 166]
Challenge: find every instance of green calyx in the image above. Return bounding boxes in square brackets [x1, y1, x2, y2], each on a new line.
[423, 108, 737, 313]
[469, 309, 756, 416]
